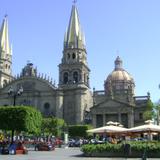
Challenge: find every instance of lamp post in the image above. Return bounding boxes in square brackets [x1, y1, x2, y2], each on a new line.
[8, 86, 23, 106]
[7, 86, 23, 143]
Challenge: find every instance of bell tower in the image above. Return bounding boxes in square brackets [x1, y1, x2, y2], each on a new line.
[59, 4, 90, 88]
[58, 3, 92, 124]
[0, 15, 12, 88]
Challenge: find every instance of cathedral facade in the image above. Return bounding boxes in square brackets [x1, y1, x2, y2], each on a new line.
[91, 56, 149, 128]
[0, 4, 148, 127]
[0, 5, 93, 125]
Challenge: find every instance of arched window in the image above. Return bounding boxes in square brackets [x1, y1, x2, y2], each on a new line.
[3, 79, 7, 86]
[44, 103, 50, 117]
[63, 72, 68, 84]
[72, 53, 76, 59]
[73, 71, 78, 83]
[87, 75, 89, 85]
[67, 53, 70, 59]
[44, 103, 50, 110]
[84, 74, 86, 83]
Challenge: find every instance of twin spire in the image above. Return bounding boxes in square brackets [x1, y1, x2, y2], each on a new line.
[64, 4, 86, 50]
[0, 15, 11, 56]
[0, 4, 85, 55]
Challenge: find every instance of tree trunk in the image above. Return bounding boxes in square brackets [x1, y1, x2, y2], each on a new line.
[11, 129, 14, 143]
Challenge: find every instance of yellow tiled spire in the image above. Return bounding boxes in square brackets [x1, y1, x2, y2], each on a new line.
[64, 4, 85, 50]
[0, 15, 11, 56]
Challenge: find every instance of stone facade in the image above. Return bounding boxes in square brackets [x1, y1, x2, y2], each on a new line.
[0, 16, 13, 88]
[0, 5, 149, 127]
[91, 57, 149, 128]
[0, 5, 93, 125]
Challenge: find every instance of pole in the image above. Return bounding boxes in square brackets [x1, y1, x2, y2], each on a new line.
[13, 94, 16, 106]
[8, 86, 23, 143]
[11, 95, 16, 143]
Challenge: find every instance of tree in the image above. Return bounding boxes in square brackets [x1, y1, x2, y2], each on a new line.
[153, 105, 160, 125]
[41, 116, 66, 137]
[0, 106, 42, 142]
[68, 125, 90, 138]
[143, 99, 154, 121]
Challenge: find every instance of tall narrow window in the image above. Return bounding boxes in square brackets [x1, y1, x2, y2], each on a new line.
[44, 103, 50, 109]
[84, 74, 86, 83]
[3, 80, 7, 86]
[63, 72, 69, 84]
[44, 103, 50, 116]
[67, 53, 70, 59]
[73, 71, 78, 83]
[72, 53, 76, 59]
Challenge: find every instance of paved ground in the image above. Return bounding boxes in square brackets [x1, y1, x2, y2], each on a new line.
[0, 147, 159, 160]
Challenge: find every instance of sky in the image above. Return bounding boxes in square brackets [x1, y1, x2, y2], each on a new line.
[1, 0, 160, 103]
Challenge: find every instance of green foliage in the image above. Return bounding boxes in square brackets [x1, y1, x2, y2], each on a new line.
[81, 143, 122, 154]
[68, 125, 90, 138]
[143, 99, 154, 120]
[0, 106, 42, 134]
[41, 116, 66, 137]
[153, 105, 160, 124]
[81, 141, 160, 154]
[143, 111, 153, 121]
[128, 141, 160, 152]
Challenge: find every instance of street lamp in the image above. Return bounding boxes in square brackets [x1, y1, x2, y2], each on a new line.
[8, 86, 23, 106]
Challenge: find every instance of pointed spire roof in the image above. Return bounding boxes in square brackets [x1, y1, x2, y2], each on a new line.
[0, 15, 11, 55]
[64, 4, 86, 50]
[114, 56, 123, 70]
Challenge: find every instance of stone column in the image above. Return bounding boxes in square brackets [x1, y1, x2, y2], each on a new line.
[75, 90, 82, 124]
[118, 112, 121, 123]
[128, 110, 134, 128]
[103, 113, 106, 126]
[56, 90, 64, 119]
[92, 114, 97, 128]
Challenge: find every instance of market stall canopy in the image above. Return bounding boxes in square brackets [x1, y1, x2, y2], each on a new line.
[87, 123, 128, 134]
[127, 120, 160, 133]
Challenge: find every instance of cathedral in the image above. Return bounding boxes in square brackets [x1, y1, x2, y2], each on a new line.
[0, 4, 149, 127]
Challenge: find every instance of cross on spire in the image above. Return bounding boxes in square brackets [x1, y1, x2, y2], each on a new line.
[116, 50, 119, 56]
[4, 14, 8, 18]
[73, 0, 77, 4]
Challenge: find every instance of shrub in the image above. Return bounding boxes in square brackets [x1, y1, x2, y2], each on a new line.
[68, 125, 89, 138]
[81, 143, 122, 154]
[81, 141, 160, 154]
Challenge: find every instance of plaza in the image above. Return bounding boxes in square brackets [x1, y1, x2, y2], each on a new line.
[0, 147, 159, 160]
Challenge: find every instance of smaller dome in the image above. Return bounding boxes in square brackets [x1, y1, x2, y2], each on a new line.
[21, 62, 37, 77]
[104, 56, 135, 96]
[107, 70, 134, 82]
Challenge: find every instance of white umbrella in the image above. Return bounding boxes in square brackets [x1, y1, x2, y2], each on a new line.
[126, 120, 160, 140]
[87, 125, 128, 134]
[127, 123, 160, 133]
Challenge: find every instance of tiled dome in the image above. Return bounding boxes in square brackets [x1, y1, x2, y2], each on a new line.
[21, 62, 37, 77]
[104, 56, 135, 96]
[106, 69, 134, 82]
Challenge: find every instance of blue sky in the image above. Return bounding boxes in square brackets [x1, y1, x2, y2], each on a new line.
[1, 0, 160, 102]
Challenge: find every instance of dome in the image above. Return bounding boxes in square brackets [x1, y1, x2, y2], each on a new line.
[107, 70, 134, 82]
[104, 56, 135, 96]
[21, 62, 37, 77]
